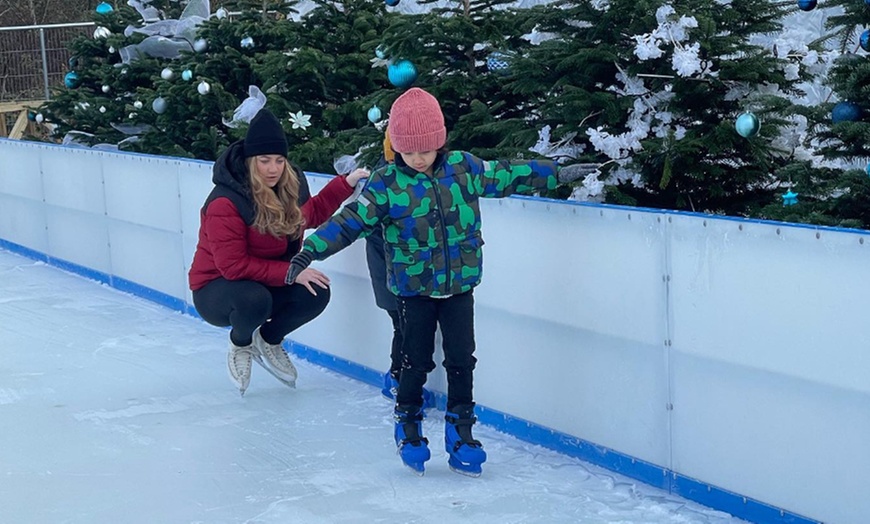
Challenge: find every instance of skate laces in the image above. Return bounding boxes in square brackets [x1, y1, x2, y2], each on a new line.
[254, 330, 297, 375]
[229, 344, 255, 372]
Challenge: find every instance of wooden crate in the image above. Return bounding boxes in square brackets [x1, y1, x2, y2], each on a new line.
[0, 100, 44, 139]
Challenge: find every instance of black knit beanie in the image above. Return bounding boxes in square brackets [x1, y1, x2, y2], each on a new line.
[244, 109, 288, 158]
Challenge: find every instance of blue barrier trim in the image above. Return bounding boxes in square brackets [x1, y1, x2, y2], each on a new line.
[0, 237, 822, 524]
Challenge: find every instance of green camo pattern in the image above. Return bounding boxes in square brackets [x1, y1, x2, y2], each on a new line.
[302, 151, 557, 297]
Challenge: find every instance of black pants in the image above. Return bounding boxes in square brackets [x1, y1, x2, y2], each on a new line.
[395, 290, 476, 411]
[193, 278, 330, 346]
[387, 309, 404, 377]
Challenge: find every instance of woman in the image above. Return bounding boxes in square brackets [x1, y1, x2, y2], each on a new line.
[188, 108, 368, 395]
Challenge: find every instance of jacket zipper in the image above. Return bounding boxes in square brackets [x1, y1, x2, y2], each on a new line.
[426, 171, 452, 295]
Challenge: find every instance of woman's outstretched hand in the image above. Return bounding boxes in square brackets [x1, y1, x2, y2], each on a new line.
[294, 267, 330, 296]
[346, 168, 370, 186]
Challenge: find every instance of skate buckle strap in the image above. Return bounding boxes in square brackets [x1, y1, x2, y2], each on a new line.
[445, 414, 476, 425]
[395, 411, 424, 423]
[447, 413, 482, 450]
[451, 437, 482, 452]
[400, 434, 429, 447]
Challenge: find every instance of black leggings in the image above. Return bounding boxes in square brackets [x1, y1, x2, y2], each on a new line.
[192, 278, 330, 346]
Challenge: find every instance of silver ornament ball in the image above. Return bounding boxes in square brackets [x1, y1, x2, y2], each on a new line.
[152, 97, 168, 114]
[197, 81, 211, 95]
[193, 38, 208, 53]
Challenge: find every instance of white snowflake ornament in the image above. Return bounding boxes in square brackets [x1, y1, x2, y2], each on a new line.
[289, 111, 312, 130]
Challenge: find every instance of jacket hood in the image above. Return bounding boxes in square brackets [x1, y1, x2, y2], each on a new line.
[213, 139, 251, 197]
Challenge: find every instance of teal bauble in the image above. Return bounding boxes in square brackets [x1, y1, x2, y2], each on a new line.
[375, 45, 387, 60]
[387, 59, 418, 88]
[64, 71, 80, 88]
[96, 2, 114, 15]
[367, 106, 382, 124]
[182, 70, 193, 81]
[735, 112, 760, 138]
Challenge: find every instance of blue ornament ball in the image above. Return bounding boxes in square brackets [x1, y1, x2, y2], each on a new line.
[375, 45, 387, 60]
[388, 59, 418, 88]
[797, 0, 816, 11]
[95, 2, 114, 15]
[27, 111, 37, 122]
[831, 101, 862, 123]
[735, 112, 760, 138]
[861, 30, 870, 52]
[486, 51, 512, 75]
[182, 70, 193, 81]
[367, 106, 382, 124]
[385, 0, 400, 6]
[64, 71, 80, 89]
[68, 56, 78, 70]
[865, 163, 870, 177]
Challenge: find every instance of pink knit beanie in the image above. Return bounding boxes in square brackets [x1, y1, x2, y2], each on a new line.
[387, 88, 446, 153]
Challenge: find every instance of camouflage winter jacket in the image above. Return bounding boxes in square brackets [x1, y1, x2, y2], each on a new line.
[301, 151, 558, 297]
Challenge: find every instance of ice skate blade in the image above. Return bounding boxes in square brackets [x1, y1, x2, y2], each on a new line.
[448, 464, 482, 477]
[252, 354, 297, 389]
[403, 463, 425, 476]
[448, 457, 482, 477]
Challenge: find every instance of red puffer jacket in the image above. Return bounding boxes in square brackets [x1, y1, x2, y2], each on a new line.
[188, 141, 354, 290]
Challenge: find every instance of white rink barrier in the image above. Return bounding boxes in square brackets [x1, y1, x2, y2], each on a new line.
[1, 138, 867, 524]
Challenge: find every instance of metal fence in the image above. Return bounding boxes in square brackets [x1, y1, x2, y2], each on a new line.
[0, 22, 94, 103]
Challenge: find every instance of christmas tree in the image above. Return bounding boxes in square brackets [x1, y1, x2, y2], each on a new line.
[36, 0, 220, 154]
[761, 0, 870, 229]
[35, 0, 400, 172]
[508, 0, 814, 215]
[367, 0, 542, 161]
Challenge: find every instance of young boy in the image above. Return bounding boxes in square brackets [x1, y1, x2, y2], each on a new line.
[287, 88, 576, 476]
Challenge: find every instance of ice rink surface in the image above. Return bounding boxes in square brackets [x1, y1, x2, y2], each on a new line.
[0, 249, 744, 524]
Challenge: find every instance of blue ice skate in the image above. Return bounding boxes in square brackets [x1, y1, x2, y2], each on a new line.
[444, 404, 487, 477]
[382, 371, 436, 410]
[394, 405, 430, 475]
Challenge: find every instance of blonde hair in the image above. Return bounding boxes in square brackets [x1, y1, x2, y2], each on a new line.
[246, 157, 305, 238]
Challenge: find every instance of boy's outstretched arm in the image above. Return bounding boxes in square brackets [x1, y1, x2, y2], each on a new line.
[557, 163, 599, 184]
[467, 152, 558, 198]
[286, 175, 389, 284]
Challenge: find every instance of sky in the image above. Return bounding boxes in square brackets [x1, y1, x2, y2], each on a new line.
[0, 248, 745, 524]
